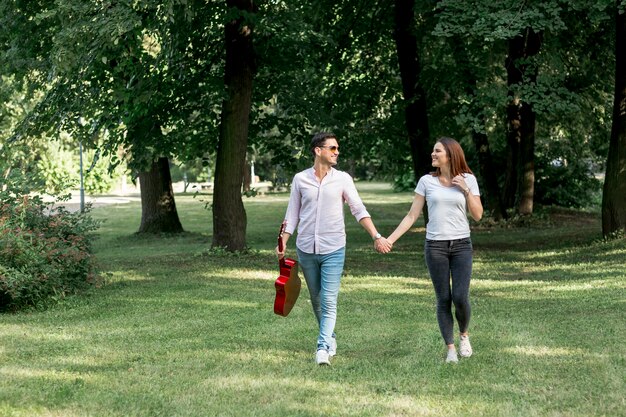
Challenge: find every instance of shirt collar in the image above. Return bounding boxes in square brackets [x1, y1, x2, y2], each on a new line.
[308, 166, 335, 181]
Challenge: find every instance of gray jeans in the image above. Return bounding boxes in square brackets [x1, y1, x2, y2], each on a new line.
[424, 238, 473, 345]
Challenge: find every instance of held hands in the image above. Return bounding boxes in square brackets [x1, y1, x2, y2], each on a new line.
[374, 237, 393, 254]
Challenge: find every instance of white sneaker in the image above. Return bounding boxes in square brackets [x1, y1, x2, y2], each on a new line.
[459, 335, 472, 358]
[315, 349, 330, 366]
[446, 349, 459, 363]
[329, 337, 337, 357]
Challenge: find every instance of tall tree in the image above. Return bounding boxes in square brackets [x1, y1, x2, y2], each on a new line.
[212, 0, 257, 251]
[2, 1, 228, 234]
[1, 1, 189, 232]
[504, 28, 542, 215]
[129, 117, 184, 234]
[393, 0, 432, 182]
[432, 0, 612, 215]
[602, 1, 626, 237]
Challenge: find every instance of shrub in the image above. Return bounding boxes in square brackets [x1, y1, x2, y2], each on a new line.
[0, 192, 101, 312]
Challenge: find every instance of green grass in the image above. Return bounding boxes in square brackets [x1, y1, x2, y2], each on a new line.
[1, 183, 625, 416]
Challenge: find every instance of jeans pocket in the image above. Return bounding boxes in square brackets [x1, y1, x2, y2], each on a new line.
[457, 237, 473, 251]
[424, 239, 446, 252]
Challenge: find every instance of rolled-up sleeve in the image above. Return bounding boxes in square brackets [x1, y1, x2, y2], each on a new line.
[283, 175, 301, 235]
[342, 173, 370, 222]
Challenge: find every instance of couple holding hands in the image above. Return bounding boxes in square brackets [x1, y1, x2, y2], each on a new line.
[276, 132, 483, 365]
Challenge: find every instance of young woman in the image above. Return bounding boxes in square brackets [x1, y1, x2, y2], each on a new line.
[387, 137, 483, 363]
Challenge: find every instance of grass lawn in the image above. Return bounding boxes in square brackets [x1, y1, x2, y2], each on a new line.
[1, 183, 625, 416]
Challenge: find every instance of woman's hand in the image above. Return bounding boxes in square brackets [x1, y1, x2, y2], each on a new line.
[452, 175, 469, 195]
[375, 237, 393, 254]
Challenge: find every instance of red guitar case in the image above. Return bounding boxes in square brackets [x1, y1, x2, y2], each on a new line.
[274, 222, 300, 316]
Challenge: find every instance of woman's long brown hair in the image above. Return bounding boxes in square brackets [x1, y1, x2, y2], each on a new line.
[432, 137, 474, 177]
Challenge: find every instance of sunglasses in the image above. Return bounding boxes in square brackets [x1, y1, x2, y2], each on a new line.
[319, 145, 340, 152]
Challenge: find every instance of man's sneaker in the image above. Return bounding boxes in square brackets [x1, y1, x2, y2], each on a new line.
[445, 349, 459, 363]
[315, 349, 330, 366]
[459, 335, 472, 358]
[329, 337, 337, 357]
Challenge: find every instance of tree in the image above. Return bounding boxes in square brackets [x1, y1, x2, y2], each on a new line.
[504, 28, 542, 215]
[0, 1, 58, 192]
[2, 1, 227, 234]
[392, 0, 432, 183]
[432, 0, 613, 216]
[451, 39, 508, 220]
[138, 157, 183, 234]
[211, 0, 257, 251]
[602, 1, 626, 237]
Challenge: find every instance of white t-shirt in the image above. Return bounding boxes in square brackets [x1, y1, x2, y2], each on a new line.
[415, 173, 480, 241]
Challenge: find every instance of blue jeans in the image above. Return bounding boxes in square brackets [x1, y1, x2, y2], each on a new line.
[424, 238, 473, 346]
[296, 247, 345, 351]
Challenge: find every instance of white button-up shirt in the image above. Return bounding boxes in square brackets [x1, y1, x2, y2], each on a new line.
[284, 167, 371, 254]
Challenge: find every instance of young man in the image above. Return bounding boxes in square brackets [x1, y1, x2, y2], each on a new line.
[276, 132, 391, 365]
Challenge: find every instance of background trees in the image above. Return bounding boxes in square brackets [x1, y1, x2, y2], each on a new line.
[1, 0, 624, 246]
[602, 0, 626, 237]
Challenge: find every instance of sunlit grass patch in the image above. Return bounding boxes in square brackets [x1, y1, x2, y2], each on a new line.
[504, 345, 587, 357]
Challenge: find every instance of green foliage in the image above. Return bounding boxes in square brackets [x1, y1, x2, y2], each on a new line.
[0, 76, 50, 189]
[252, 0, 404, 179]
[0, 141, 46, 194]
[37, 138, 119, 195]
[170, 157, 213, 184]
[37, 139, 77, 194]
[0, 0, 619, 217]
[535, 158, 602, 209]
[2, 0, 227, 176]
[83, 153, 118, 195]
[392, 168, 418, 192]
[0, 188, 100, 312]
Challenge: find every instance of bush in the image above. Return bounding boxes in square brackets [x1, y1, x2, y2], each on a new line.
[535, 159, 602, 209]
[0, 192, 101, 312]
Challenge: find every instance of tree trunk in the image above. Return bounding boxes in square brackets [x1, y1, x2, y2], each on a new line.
[518, 101, 536, 215]
[243, 158, 251, 192]
[602, 3, 626, 237]
[212, 0, 256, 251]
[472, 130, 507, 220]
[504, 28, 541, 215]
[393, 0, 432, 181]
[393, 0, 431, 222]
[137, 157, 184, 234]
[502, 107, 519, 210]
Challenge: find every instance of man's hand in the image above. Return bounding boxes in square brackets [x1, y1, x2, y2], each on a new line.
[374, 237, 392, 254]
[276, 245, 285, 259]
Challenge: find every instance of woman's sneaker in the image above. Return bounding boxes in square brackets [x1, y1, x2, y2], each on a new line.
[315, 349, 330, 366]
[459, 335, 472, 358]
[446, 349, 459, 363]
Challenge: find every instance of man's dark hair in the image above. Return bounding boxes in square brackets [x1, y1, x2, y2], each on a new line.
[310, 132, 336, 156]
